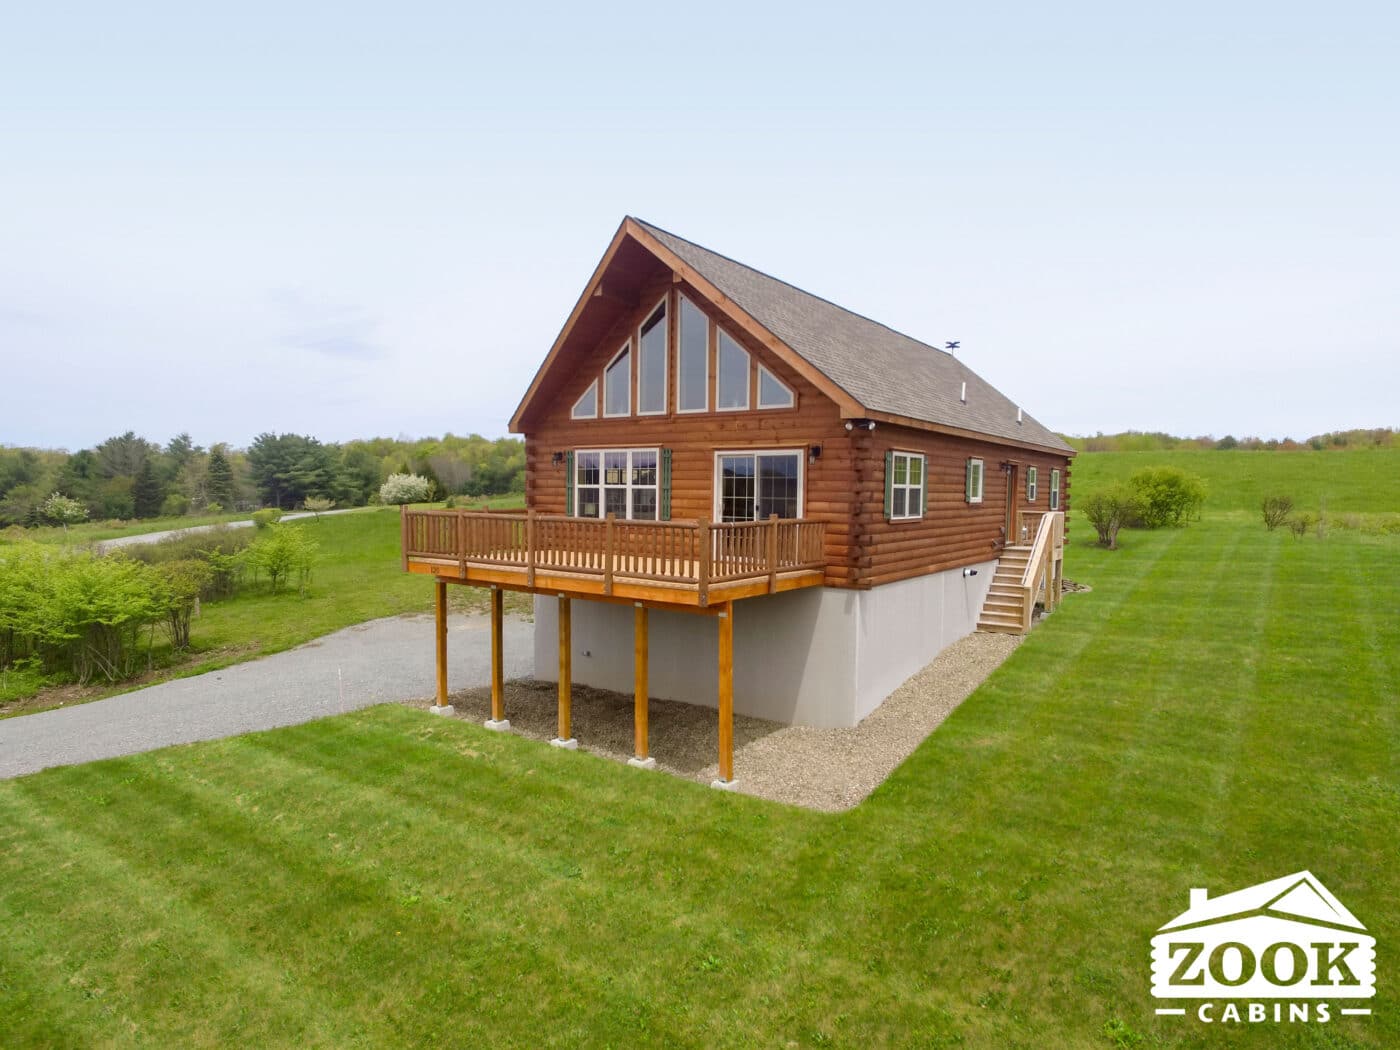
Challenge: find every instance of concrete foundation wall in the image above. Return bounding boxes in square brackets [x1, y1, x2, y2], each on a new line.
[532, 559, 997, 728]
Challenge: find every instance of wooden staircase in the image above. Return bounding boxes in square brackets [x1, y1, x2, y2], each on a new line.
[977, 546, 1033, 634]
[975, 511, 1066, 635]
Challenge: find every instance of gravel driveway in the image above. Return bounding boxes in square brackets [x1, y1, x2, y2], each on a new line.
[96, 508, 360, 551]
[0, 612, 533, 779]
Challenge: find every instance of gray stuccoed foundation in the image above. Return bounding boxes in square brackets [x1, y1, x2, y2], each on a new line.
[532, 559, 997, 728]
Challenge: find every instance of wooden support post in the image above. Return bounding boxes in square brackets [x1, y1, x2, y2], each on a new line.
[716, 602, 734, 785]
[434, 578, 449, 709]
[766, 514, 779, 593]
[603, 513, 616, 596]
[525, 509, 536, 587]
[489, 586, 505, 723]
[400, 504, 410, 571]
[633, 604, 649, 760]
[557, 595, 572, 742]
[697, 519, 710, 607]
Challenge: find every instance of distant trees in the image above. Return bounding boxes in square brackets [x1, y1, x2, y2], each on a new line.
[1061, 427, 1396, 453]
[0, 430, 528, 528]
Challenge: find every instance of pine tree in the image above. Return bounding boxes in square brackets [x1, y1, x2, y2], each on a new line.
[132, 458, 165, 519]
[206, 447, 234, 510]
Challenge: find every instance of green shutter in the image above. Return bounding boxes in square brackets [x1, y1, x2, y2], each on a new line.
[884, 450, 895, 519]
[660, 448, 672, 520]
[965, 458, 974, 502]
[565, 451, 575, 516]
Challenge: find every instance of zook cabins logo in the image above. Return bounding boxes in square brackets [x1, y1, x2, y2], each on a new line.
[1150, 871, 1376, 1025]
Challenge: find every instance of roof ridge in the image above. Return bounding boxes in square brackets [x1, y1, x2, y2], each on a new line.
[629, 216, 960, 367]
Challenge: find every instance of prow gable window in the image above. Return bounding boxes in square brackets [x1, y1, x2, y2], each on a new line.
[571, 379, 598, 419]
[677, 294, 709, 413]
[716, 330, 750, 410]
[1026, 466, 1038, 502]
[756, 364, 794, 410]
[604, 342, 631, 417]
[886, 451, 925, 520]
[716, 451, 801, 521]
[637, 299, 667, 415]
[574, 449, 658, 520]
[965, 458, 984, 504]
[1050, 469, 1061, 510]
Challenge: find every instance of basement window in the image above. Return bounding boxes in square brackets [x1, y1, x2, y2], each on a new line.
[966, 458, 984, 504]
[571, 379, 598, 420]
[887, 451, 925, 520]
[1026, 466, 1038, 502]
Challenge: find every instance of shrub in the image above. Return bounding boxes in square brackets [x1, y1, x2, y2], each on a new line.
[160, 493, 191, 517]
[1129, 467, 1206, 528]
[205, 501, 224, 515]
[251, 508, 283, 529]
[1080, 485, 1141, 550]
[379, 473, 432, 506]
[245, 524, 318, 595]
[1261, 495, 1293, 531]
[156, 559, 212, 650]
[302, 496, 335, 519]
[1289, 513, 1315, 539]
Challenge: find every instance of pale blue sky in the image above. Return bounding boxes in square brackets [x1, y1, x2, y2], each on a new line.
[3, 1, 1396, 449]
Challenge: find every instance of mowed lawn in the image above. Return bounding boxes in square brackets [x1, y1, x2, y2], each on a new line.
[2, 518, 1398, 1044]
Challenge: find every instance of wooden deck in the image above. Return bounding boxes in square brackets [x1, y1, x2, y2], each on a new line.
[401, 508, 827, 609]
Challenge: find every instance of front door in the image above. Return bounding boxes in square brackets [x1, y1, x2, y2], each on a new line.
[1004, 463, 1019, 546]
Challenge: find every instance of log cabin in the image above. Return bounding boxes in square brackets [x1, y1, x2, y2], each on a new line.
[401, 217, 1073, 787]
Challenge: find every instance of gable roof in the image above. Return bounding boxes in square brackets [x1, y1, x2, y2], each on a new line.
[1156, 872, 1367, 934]
[511, 217, 1074, 455]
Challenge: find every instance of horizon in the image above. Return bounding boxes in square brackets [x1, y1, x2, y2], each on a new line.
[3, 4, 1397, 448]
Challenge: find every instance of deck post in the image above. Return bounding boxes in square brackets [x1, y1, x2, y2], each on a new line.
[603, 513, 616, 596]
[628, 603, 654, 769]
[712, 602, 736, 789]
[429, 578, 453, 716]
[551, 595, 577, 749]
[484, 586, 510, 731]
[400, 504, 409, 572]
[697, 519, 710, 607]
[526, 509, 536, 588]
[767, 514, 779, 593]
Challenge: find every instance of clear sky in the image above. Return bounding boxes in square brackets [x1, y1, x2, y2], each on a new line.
[3, 2, 1396, 450]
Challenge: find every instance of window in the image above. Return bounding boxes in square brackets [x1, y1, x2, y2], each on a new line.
[571, 379, 598, 420]
[678, 294, 709, 413]
[637, 299, 667, 415]
[574, 449, 658, 520]
[716, 329, 750, 410]
[716, 451, 801, 522]
[1026, 466, 1038, 502]
[604, 342, 631, 417]
[1050, 469, 1061, 510]
[966, 458, 984, 504]
[756, 364, 794, 409]
[887, 451, 925, 520]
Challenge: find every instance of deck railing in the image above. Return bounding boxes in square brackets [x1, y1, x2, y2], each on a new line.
[1016, 510, 1065, 630]
[402, 508, 826, 604]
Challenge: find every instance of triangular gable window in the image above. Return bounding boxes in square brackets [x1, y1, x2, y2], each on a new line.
[571, 379, 598, 419]
[756, 364, 794, 409]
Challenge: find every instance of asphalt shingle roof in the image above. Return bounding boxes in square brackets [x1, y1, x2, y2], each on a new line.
[634, 218, 1073, 453]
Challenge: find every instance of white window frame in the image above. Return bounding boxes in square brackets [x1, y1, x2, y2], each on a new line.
[1026, 466, 1038, 503]
[676, 293, 710, 414]
[603, 340, 632, 418]
[712, 449, 804, 522]
[1050, 469, 1061, 510]
[570, 378, 598, 420]
[573, 447, 659, 520]
[889, 451, 925, 521]
[756, 363, 794, 410]
[636, 294, 668, 417]
[715, 328, 751, 411]
[967, 458, 985, 504]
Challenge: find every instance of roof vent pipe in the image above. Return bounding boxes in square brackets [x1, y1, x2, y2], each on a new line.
[960, 382, 967, 404]
[1017, 407, 1023, 425]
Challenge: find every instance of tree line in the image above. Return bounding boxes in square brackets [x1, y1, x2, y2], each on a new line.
[0, 431, 526, 528]
[1061, 427, 1396, 453]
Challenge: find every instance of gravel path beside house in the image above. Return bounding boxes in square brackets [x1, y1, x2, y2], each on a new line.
[409, 630, 1023, 811]
[95, 508, 360, 552]
[0, 612, 533, 778]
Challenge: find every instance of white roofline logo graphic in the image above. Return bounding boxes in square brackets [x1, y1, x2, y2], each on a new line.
[1151, 871, 1375, 1011]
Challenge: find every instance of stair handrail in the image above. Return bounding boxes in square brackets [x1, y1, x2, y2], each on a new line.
[1017, 511, 1064, 630]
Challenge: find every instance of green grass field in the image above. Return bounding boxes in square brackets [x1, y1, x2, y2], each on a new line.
[1, 453, 1397, 1047]
[3, 510, 253, 546]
